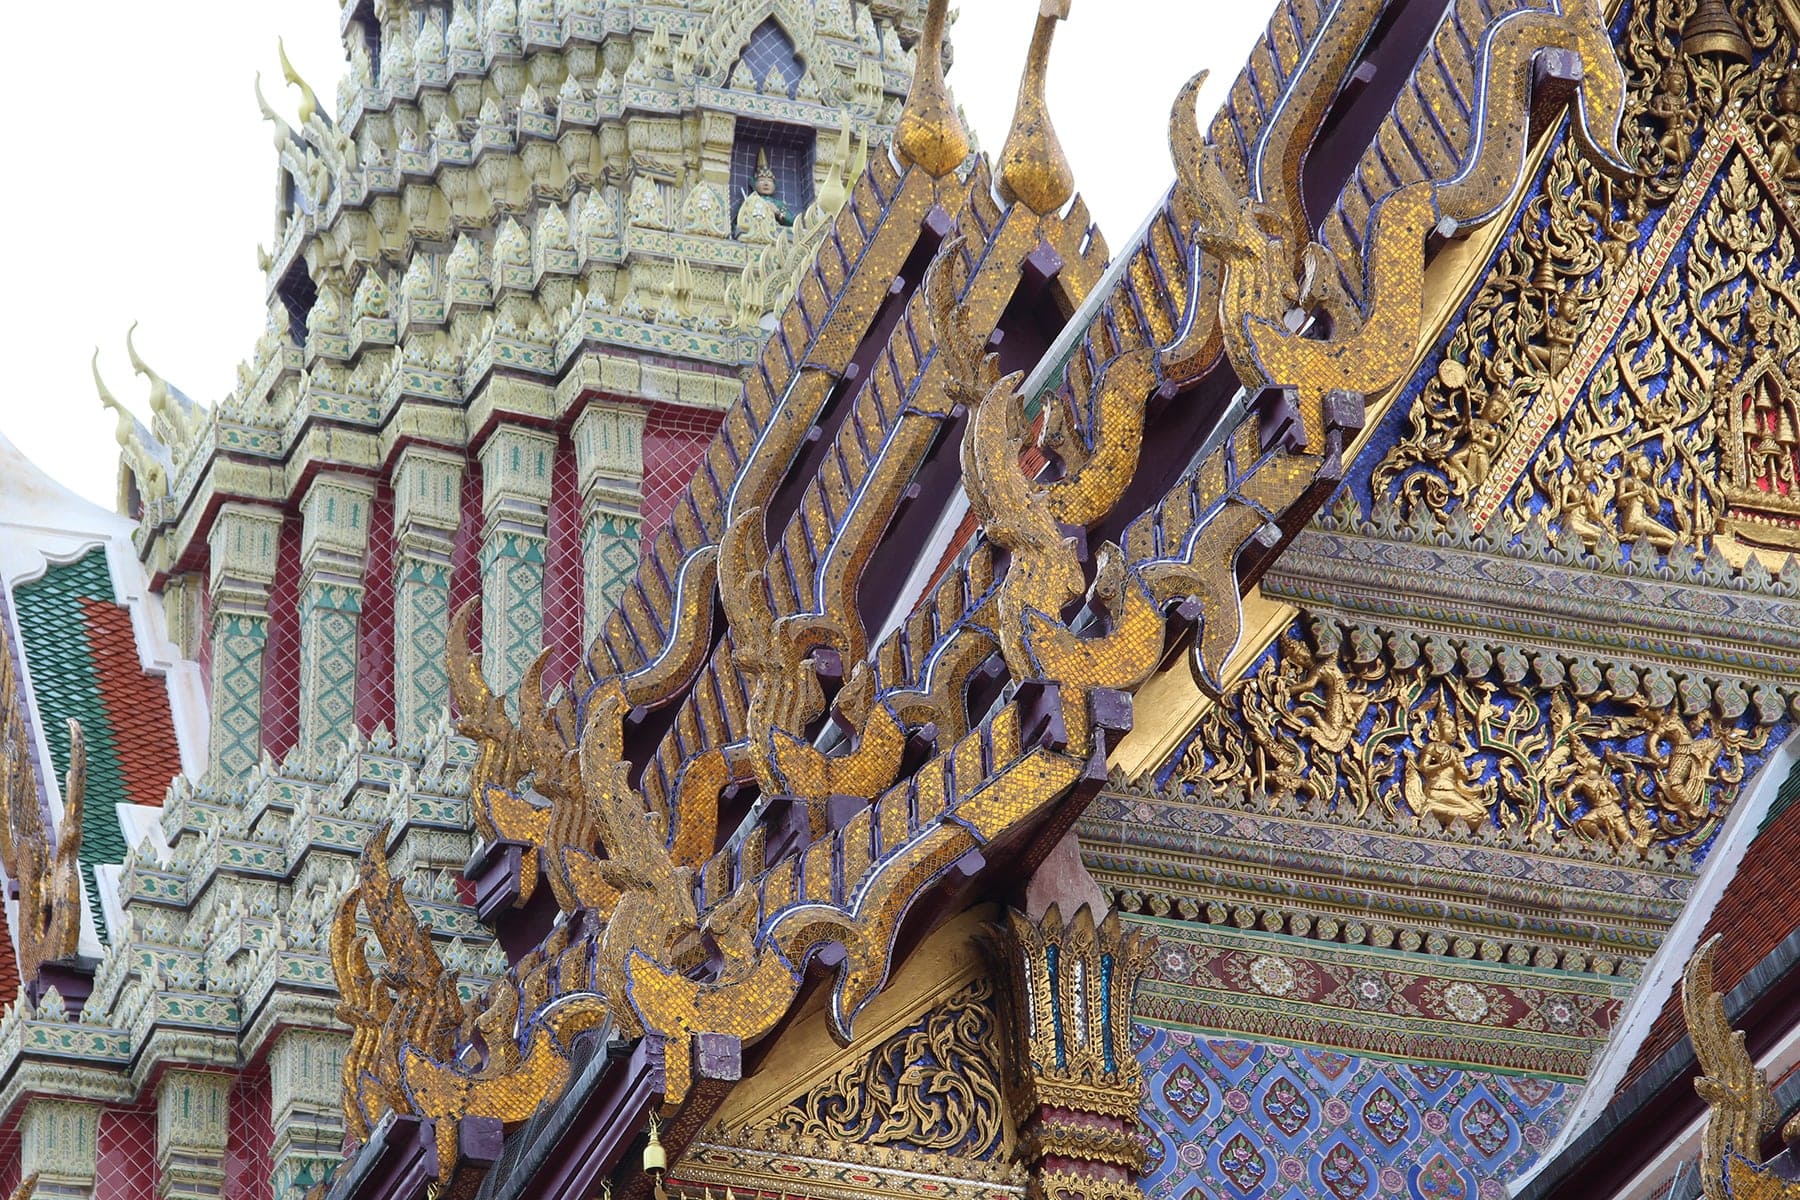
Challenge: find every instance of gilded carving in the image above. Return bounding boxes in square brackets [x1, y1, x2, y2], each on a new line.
[987, 905, 1153, 1200]
[2, 701, 88, 985]
[752, 978, 1008, 1160]
[1175, 618, 1772, 851]
[331, 0, 1655, 1167]
[1684, 933, 1800, 1200]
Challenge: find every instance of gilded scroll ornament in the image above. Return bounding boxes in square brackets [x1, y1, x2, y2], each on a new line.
[1683, 934, 1800, 1200]
[1175, 618, 1771, 850]
[753, 978, 1008, 1159]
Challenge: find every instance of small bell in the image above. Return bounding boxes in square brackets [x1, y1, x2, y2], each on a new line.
[1682, 0, 1752, 62]
[643, 1113, 667, 1174]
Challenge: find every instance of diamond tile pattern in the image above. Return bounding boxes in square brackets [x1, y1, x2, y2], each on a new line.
[739, 18, 804, 97]
[95, 1104, 156, 1200]
[225, 1071, 274, 1200]
[642, 404, 724, 539]
[12, 548, 182, 940]
[543, 439, 586, 685]
[1138, 1025, 1574, 1200]
[260, 521, 303, 762]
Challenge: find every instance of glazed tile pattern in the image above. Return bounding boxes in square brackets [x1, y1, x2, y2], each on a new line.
[12, 547, 181, 937]
[1135, 921, 1625, 1080]
[1137, 1026, 1575, 1200]
[95, 1106, 157, 1200]
[640, 404, 724, 538]
[1618, 753, 1800, 1092]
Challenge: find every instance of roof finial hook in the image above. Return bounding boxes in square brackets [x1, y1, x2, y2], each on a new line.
[997, 0, 1075, 214]
[892, 0, 970, 178]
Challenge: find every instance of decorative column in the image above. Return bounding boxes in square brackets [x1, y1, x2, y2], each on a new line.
[206, 503, 284, 782]
[478, 425, 557, 697]
[988, 904, 1155, 1200]
[19, 1099, 100, 1199]
[391, 448, 466, 745]
[571, 401, 646, 644]
[269, 1030, 350, 1200]
[156, 1069, 233, 1200]
[297, 475, 377, 759]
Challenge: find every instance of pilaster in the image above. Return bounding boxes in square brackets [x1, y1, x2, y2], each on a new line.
[297, 475, 377, 759]
[160, 572, 206, 661]
[989, 905, 1155, 1200]
[205, 503, 284, 782]
[155, 1070, 232, 1200]
[571, 402, 646, 645]
[19, 1098, 100, 1200]
[477, 425, 557, 696]
[269, 1030, 351, 1200]
[392, 448, 466, 745]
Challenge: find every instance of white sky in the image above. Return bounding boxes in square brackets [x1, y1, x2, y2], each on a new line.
[0, 2, 1273, 511]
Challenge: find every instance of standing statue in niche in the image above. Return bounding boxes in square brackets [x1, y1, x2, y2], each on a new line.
[737, 149, 794, 242]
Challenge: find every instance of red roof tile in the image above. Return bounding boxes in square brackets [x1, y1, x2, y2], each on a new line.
[1616, 786, 1800, 1093]
[78, 597, 180, 808]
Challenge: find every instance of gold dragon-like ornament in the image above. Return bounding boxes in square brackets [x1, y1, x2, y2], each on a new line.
[3, 714, 88, 985]
[1684, 933, 1800, 1200]
[335, 0, 1645, 1170]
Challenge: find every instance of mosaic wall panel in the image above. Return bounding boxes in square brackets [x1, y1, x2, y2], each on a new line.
[95, 1106, 156, 1200]
[641, 405, 724, 537]
[1135, 921, 1624, 1081]
[1137, 1026, 1575, 1200]
[223, 1072, 273, 1200]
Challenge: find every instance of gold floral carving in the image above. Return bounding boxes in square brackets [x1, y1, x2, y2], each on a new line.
[1176, 620, 1771, 850]
[752, 978, 1007, 1159]
[987, 905, 1152, 1127]
[1683, 933, 1800, 1200]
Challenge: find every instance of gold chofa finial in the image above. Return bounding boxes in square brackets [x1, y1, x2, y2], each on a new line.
[997, 0, 1075, 213]
[893, 0, 970, 177]
[279, 38, 319, 127]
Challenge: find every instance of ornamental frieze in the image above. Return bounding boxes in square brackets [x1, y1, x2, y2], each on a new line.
[1167, 614, 1784, 855]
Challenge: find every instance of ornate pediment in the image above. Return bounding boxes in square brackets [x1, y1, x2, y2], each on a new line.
[1372, 0, 1800, 568]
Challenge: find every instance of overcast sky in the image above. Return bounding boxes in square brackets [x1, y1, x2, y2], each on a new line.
[0, 3, 1272, 511]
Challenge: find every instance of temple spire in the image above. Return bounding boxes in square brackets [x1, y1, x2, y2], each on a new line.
[892, 0, 969, 177]
[996, 0, 1075, 213]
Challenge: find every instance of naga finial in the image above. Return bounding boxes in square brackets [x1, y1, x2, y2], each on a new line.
[892, 0, 970, 178]
[126, 322, 172, 420]
[253, 72, 294, 152]
[279, 38, 319, 128]
[996, 0, 1075, 214]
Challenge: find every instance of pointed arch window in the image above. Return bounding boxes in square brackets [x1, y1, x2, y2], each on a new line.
[739, 18, 804, 99]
